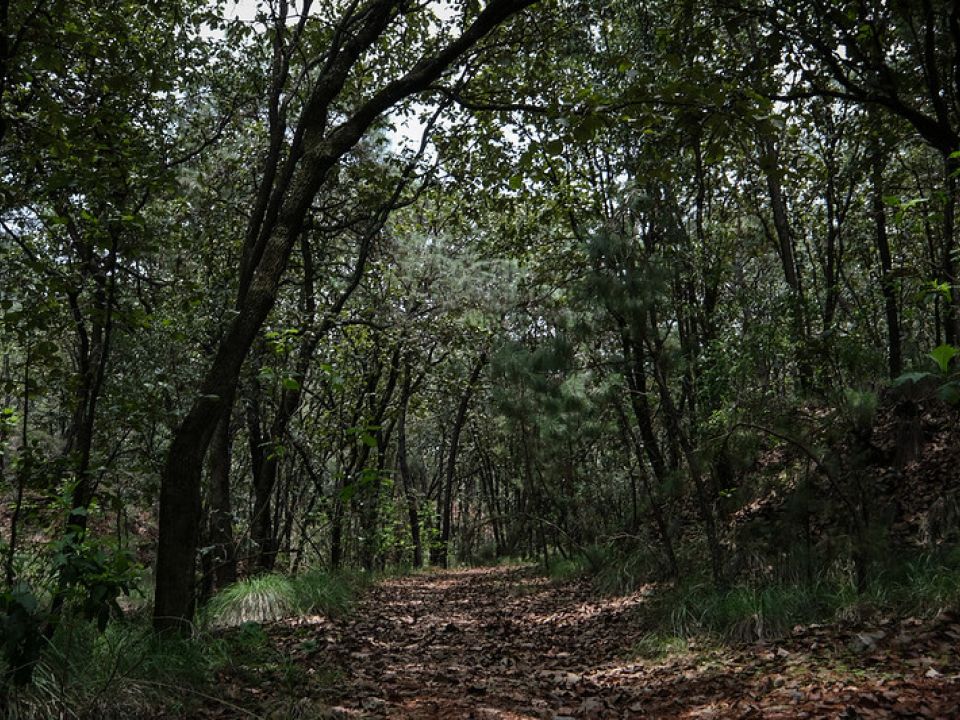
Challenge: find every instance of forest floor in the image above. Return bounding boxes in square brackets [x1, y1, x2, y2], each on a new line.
[200, 565, 960, 719]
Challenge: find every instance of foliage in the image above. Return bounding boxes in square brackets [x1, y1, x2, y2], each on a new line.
[203, 574, 299, 628]
[1, 616, 227, 719]
[0, 536, 140, 687]
[649, 550, 960, 644]
[3, 0, 960, 705]
[203, 570, 367, 628]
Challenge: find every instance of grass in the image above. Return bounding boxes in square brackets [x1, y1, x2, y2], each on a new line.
[202, 569, 367, 628]
[629, 632, 689, 660]
[203, 574, 299, 627]
[2, 617, 235, 719]
[655, 552, 960, 643]
[547, 556, 587, 583]
[550, 544, 960, 644]
[1, 567, 371, 718]
[547, 543, 659, 594]
[291, 568, 366, 618]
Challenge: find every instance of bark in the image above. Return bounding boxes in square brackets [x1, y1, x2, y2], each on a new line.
[435, 352, 487, 568]
[871, 149, 902, 378]
[396, 367, 423, 568]
[942, 154, 959, 345]
[205, 405, 237, 591]
[62, 232, 118, 532]
[759, 134, 811, 389]
[360, 417, 396, 570]
[614, 401, 678, 578]
[153, 0, 537, 632]
[646, 317, 725, 589]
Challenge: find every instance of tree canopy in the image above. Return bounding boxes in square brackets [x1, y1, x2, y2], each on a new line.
[3, 0, 960, 710]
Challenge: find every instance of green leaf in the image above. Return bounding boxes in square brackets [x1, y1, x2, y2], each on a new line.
[892, 371, 932, 387]
[508, 175, 523, 190]
[938, 381, 960, 404]
[930, 344, 958, 373]
[572, 119, 598, 143]
[544, 139, 564, 156]
[281, 377, 300, 391]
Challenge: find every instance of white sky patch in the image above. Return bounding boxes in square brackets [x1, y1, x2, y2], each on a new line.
[210, 1, 471, 152]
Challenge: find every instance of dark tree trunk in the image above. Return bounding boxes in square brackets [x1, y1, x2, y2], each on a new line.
[396, 369, 423, 568]
[942, 155, 959, 345]
[646, 324, 725, 589]
[206, 406, 237, 591]
[330, 497, 344, 570]
[360, 418, 396, 570]
[614, 401, 678, 578]
[871, 150, 902, 378]
[436, 352, 487, 568]
[245, 371, 274, 573]
[759, 134, 811, 390]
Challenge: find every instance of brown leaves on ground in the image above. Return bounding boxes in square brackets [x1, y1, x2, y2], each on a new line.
[203, 566, 960, 719]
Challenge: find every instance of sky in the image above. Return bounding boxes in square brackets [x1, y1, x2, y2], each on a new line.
[218, 0, 452, 152]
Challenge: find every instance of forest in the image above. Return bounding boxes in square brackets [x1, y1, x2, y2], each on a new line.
[2, 0, 960, 717]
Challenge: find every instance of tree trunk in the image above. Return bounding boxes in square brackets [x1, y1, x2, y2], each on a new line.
[871, 149, 902, 378]
[614, 401, 678, 578]
[396, 369, 423, 568]
[436, 352, 487, 568]
[942, 154, 959, 346]
[759, 134, 810, 389]
[205, 405, 237, 591]
[153, 0, 541, 632]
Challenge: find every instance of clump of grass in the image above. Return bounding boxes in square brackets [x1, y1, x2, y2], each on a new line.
[630, 632, 688, 660]
[662, 582, 832, 642]
[204, 573, 298, 627]
[291, 569, 363, 618]
[544, 543, 659, 593]
[594, 550, 656, 595]
[202, 569, 370, 628]
[547, 556, 587, 583]
[2, 615, 230, 720]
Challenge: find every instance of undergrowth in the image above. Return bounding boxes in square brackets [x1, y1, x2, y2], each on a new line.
[202, 569, 367, 628]
[2, 618, 232, 719]
[547, 543, 658, 594]
[1, 569, 368, 719]
[549, 545, 960, 644]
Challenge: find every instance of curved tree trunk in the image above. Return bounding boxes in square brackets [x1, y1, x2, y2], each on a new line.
[152, 0, 538, 632]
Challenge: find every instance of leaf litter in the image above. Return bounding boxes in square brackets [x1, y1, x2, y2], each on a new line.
[199, 566, 960, 718]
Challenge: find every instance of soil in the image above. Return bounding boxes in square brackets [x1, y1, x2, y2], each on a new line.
[202, 566, 960, 719]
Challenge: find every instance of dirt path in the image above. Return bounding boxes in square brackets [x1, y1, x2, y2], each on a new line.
[213, 566, 960, 718]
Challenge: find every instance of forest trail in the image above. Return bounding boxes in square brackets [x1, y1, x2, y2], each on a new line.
[207, 566, 960, 719]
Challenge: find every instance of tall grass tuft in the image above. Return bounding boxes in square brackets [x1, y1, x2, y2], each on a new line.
[203, 569, 369, 628]
[203, 574, 298, 627]
[1, 616, 230, 719]
[291, 569, 363, 618]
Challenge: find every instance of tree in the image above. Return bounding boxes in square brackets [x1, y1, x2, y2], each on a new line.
[153, 0, 538, 632]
